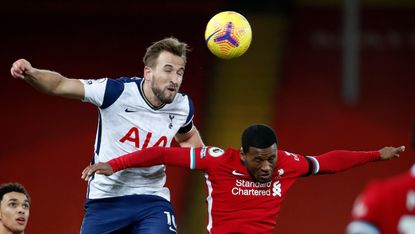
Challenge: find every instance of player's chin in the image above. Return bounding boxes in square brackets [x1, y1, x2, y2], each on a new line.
[257, 175, 272, 183]
[162, 92, 176, 103]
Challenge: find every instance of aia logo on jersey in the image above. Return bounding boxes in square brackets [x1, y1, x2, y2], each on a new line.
[119, 127, 167, 149]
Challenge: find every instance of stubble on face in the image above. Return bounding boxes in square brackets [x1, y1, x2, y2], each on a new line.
[149, 51, 184, 105]
[151, 77, 177, 104]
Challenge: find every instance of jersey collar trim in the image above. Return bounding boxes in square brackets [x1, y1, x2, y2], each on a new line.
[138, 80, 166, 110]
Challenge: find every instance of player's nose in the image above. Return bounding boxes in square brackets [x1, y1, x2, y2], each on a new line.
[170, 74, 181, 84]
[260, 162, 272, 172]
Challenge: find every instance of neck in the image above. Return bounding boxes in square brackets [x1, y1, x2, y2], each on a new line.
[142, 80, 162, 107]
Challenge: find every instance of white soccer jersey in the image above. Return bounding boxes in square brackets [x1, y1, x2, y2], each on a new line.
[81, 77, 194, 200]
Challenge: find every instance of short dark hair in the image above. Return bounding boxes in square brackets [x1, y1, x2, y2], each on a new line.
[241, 124, 278, 153]
[0, 183, 31, 203]
[143, 37, 190, 68]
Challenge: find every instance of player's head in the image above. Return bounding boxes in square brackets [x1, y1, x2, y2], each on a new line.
[240, 124, 278, 183]
[143, 37, 190, 105]
[143, 37, 189, 67]
[0, 183, 30, 234]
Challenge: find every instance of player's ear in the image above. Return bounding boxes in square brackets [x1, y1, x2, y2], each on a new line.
[240, 147, 246, 162]
[143, 66, 152, 81]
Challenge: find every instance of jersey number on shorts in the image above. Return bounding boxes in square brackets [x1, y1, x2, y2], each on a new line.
[164, 211, 177, 232]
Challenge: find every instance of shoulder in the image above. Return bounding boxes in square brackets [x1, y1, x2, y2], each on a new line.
[199, 146, 235, 163]
[277, 150, 304, 164]
[173, 92, 191, 105]
[204, 146, 231, 158]
[101, 77, 142, 109]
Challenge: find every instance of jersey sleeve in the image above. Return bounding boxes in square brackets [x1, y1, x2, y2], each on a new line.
[108, 146, 224, 172]
[81, 78, 125, 108]
[177, 96, 195, 134]
[311, 150, 380, 175]
[277, 150, 313, 177]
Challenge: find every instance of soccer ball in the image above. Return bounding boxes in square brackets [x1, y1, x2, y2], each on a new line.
[205, 11, 252, 59]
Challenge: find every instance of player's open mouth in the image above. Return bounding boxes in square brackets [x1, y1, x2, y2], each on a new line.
[16, 217, 26, 225]
[167, 87, 177, 93]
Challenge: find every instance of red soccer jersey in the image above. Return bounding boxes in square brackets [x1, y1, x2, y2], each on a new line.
[109, 146, 381, 234]
[192, 147, 310, 233]
[350, 164, 415, 234]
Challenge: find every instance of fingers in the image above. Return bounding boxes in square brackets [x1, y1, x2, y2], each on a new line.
[10, 64, 25, 79]
[81, 165, 97, 181]
[81, 163, 113, 181]
[10, 59, 31, 79]
[81, 166, 90, 181]
[379, 146, 406, 160]
[393, 146, 406, 158]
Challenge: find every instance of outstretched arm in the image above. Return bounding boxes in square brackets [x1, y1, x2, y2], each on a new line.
[81, 147, 194, 181]
[11, 58, 84, 99]
[311, 146, 405, 174]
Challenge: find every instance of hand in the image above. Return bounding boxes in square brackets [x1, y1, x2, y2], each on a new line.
[379, 146, 405, 160]
[81, 162, 114, 181]
[10, 59, 34, 80]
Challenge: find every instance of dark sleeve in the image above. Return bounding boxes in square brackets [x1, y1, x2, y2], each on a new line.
[178, 96, 195, 134]
[101, 78, 125, 109]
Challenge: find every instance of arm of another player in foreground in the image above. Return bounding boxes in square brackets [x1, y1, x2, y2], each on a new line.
[346, 221, 380, 234]
[175, 126, 205, 148]
[311, 146, 405, 174]
[10, 58, 84, 99]
[81, 147, 196, 181]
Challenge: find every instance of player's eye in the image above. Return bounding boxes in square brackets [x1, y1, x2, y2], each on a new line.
[177, 69, 184, 77]
[8, 202, 17, 208]
[22, 203, 29, 209]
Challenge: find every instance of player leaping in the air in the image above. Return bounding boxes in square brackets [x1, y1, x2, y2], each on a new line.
[82, 124, 405, 234]
[11, 37, 204, 234]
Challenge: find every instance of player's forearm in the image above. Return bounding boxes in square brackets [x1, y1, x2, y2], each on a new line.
[315, 150, 380, 174]
[108, 147, 192, 172]
[25, 69, 84, 99]
[24, 69, 64, 94]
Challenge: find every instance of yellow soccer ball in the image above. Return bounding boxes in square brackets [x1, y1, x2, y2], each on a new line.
[205, 11, 252, 59]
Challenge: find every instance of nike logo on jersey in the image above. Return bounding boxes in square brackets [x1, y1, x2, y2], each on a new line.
[125, 108, 138, 113]
[232, 170, 246, 176]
